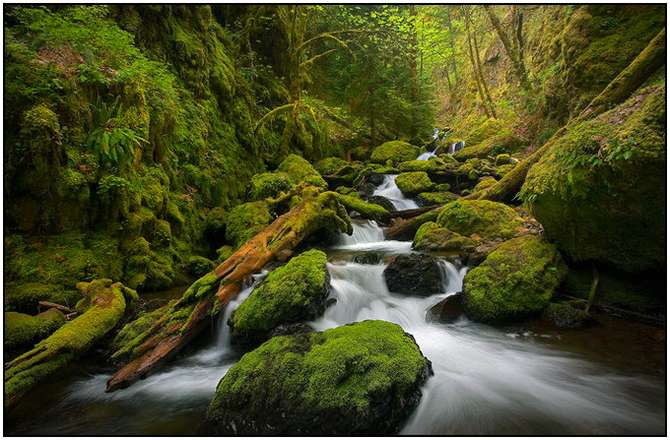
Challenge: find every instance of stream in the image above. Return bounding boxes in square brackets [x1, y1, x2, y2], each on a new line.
[6, 175, 665, 435]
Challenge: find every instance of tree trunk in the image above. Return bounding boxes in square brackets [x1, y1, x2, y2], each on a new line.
[465, 24, 491, 118]
[106, 192, 351, 392]
[472, 31, 497, 118]
[467, 26, 666, 203]
[445, 11, 459, 83]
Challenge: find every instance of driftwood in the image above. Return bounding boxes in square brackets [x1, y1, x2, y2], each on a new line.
[106, 191, 351, 392]
[466, 27, 666, 203]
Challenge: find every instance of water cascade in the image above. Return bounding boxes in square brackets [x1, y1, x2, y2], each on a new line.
[372, 174, 419, 210]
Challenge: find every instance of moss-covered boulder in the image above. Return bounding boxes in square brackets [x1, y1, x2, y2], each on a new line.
[521, 83, 665, 272]
[437, 200, 524, 242]
[370, 141, 420, 165]
[454, 132, 524, 161]
[5, 309, 66, 352]
[315, 157, 349, 175]
[398, 158, 446, 172]
[413, 221, 476, 253]
[229, 250, 330, 346]
[205, 320, 432, 435]
[462, 236, 567, 323]
[5, 282, 81, 314]
[542, 302, 590, 329]
[225, 201, 272, 249]
[416, 191, 458, 206]
[186, 256, 215, 278]
[278, 154, 327, 189]
[249, 172, 293, 200]
[395, 171, 434, 196]
[334, 193, 390, 224]
[473, 177, 498, 192]
[384, 254, 442, 296]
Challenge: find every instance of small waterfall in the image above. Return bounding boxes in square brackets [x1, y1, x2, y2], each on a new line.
[333, 219, 412, 253]
[417, 150, 437, 161]
[437, 259, 467, 293]
[372, 174, 419, 210]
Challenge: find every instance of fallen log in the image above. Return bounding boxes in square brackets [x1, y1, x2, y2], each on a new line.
[106, 191, 351, 392]
[388, 205, 439, 220]
[5, 279, 133, 409]
[385, 208, 441, 241]
[38, 301, 73, 314]
[466, 27, 666, 203]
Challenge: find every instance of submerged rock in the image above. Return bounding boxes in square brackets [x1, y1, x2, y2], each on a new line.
[384, 254, 442, 296]
[352, 251, 383, 265]
[462, 235, 567, 323]
[543, 302, 590, 328]
[229, 250, 330, 346]
[426, 293, 464, 323]
[204, 320, 432, 435]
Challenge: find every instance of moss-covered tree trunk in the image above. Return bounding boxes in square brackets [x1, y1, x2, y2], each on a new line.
[106, 191, 351, 392]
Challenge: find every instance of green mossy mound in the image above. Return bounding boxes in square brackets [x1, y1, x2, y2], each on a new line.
[454, 132, 524, 161]
[334, 193, 390, 223]
[395, 172, 434, 196]
[249, 172, 293, 200]
[398, 158, 446, 173]
[370, 141, 420, 165]
[416, 191, 458, 206]
[473, 177, 498, 192]
[4, 283, 81, 314]
[5, 309, 66, 353]
[436, 200, 524, 241]
[186, 256, 215, 278]
[413, 221, 476, 253]
[543, 302, 589, 329]
[205, 320, 432, 435]
[225, 201, 273, 249]
[315, 157, 349, 175]
[462, 236, 567, 323]
[521, 83, 665, 272]
[278, 154, 328, 189]
[230, 250, 329, 346]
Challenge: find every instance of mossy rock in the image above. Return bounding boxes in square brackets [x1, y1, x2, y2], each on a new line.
[229, 250, 330, 346]
[225, 201, 272, 249]
[473, 177, 498, 192]
[315, 157, 349, 176]
[436, 200, 524, 241]
[542, 302, 589, 329]
[454, 132, 523, 161]
[413, 221, 476, 253]
[370, 141, 420, 165]
[5, 309, 66, 352]
[249, 172, 293, 200]
[123, 237, 176, 291]
[416, 191, 458, 206]
[5, 283, 81, 314]
[334, 193, 390, 223]
[398, 158, 445, 173]
[205, 320, 432, 435]
[462, 236, 567, 323]
[395, 172, 433, 196]
[521, 84, 665, 272]
[277, 154, 327, 189]
[187, 256, 215, 278]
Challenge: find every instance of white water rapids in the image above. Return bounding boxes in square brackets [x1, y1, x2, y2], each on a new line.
[372, 174, 419, 210]
[7, 215, 664, 435]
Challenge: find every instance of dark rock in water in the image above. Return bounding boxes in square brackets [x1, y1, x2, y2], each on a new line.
[269, 322, 314, 338]
[426, 293, 464, 323]
[366, 173, 386, 186]
[384, 254, 442, 296]
[357, 182, 377, 197]
[352, 251, 383, 265]
[367, 195, 396, 212]
[543, 303, 590, 328]
[204, 320, 433, 435]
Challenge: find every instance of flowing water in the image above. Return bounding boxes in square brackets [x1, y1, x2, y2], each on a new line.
[372, 174, 419, 210]
[6, 218, 665, 435]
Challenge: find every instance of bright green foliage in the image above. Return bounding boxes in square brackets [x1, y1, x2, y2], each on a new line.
[5, 279, 129, 408]
[334, 194, 390, 223]
[225, 201, 273, 249]
[463, 235, 567, 322]
[230, 250, 329, 345]
[370, 141, 420, 164]
[250, 172, 293, 200]
[206, 320, 431, 434]
[277, 154, 328, 189]
[413, 221, 475, 252]
[5, 309, 66, 352]
[521, 83, 665, 272]
[437, 200, 523, 241]
[395, 172, 433, 196]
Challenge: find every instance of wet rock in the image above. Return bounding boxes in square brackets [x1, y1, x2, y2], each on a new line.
[204, 320, 433, 435]
[352, 252, 383, 265]
[426, 293, 464, 323]
[367, 195, 396, 212]
[357, 182, 377, 197]
[384, 254, 442, 296]
[543, 303, 590, 328]
[366, 173, 386, 186]
[269, 322, 314, 338]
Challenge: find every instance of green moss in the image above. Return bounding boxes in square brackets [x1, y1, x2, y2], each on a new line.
[277, 154, 327, 189]
[5, 309, 66, 352]
[5, 283, 81, 313]
[398, 158, 445, 173]
[370, 141, 420, 165]
[495, 154, 512, 165]
[224, 201, 272, 249]
[249, 172, 293, 201]
[413, 221, 476, 253]
[5, 279, 128, 407]
[334, 194, 390, 223]
[463, 236, 567, 322]
[395, 172, 433, 196]
[206, 320, 431, 434]
[437, 200, 524, 241]
[521, 84, 665, 272]
[473, 177, 498, 192]
[187, 256, 215, 278]
[110, 302, 174, 360]
[454, 131, 523, 161]
[216, 245, 234, 264]
[230, 250, 329, 345]
[416, 192, 458, 206]
[315, 157, 349, 176]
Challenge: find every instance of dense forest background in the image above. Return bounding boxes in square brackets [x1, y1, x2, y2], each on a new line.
[4, 4, 665, 308]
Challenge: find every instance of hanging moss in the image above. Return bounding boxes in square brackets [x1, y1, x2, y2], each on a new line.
[277, 154, 328, 189]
